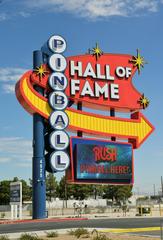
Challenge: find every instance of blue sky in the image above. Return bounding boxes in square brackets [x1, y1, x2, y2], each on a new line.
[0, 0, 162, 195]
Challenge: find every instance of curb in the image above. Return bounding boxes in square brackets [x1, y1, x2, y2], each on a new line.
[0, 217, 88, 225]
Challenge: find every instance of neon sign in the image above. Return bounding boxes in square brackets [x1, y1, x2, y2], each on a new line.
[15, 34, 154, 180]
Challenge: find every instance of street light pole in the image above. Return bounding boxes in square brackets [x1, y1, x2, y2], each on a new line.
[161, 176, 163, 198]
[153, 184, 156, 196]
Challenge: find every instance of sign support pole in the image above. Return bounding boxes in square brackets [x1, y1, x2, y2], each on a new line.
[77, 102, 83, 137]
[11, 205, 14, 220]
[32, 50, 46, 219]
[110, 108, 116, 141]
[15, 205, 17, 219]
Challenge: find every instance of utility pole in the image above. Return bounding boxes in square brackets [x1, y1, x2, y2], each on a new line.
[153, 184, 156, 196]
[161, 176, 163, 198]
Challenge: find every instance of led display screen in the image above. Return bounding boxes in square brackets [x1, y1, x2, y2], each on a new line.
[69, 137, 133, 184]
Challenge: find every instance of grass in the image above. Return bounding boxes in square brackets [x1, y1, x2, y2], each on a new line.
[67, 229, 111, 240]
[0, 236, 10, 240]
[68, 228, 89, 238]
[19, 233, 43, 240]
[0, 231, 113, 240]
[46, 231, 58, 238]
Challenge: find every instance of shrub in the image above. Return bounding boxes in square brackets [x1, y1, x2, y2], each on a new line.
[0, 236, 10, 240]
[46, 231, 58, 238]
[0, 213, 5, 218]
[92, 234, 108, 240]
[91, 229, 111, 240]
[68, 229, 76, 235]
[19, 233, 43, 240]
[68, 228, 89, 238]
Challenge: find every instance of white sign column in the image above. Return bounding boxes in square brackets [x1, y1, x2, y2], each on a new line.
[48, 35, 70, 172]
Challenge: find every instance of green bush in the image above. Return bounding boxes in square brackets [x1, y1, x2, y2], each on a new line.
[46, 231, 58, 238]
[0, 236, 10, 240]
[92, 234, 108, 240]
[0, 213, 5, 218]
[68, 229, 76, 235]
[91, 229, 111, 240]
[19, 233, 43, 240]
[68, 228, 89, 238]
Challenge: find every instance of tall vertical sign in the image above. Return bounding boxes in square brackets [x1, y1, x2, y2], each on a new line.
[47, 36, 70, 172]
[15, 35, 154, 219]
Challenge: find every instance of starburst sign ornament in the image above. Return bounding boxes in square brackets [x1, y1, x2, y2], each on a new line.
[34, 65, 49, 81]
[90, 43, 103, 60]
[130, 49, 147, 74]
[139, 94, 149, 109]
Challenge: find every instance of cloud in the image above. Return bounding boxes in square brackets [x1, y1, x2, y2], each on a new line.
[0, 0, 31, 21]
[18, 11, 31, 18]
[0, 0, 162, 21]
[16, 162, 32, 168]
[0, 68, 27, 82]
[25, 0, 162, 19]
[0, 11, 31, 22]
[2, 84, 15, 94]
[0, 13, 7, 21]
[0, 157, 11, 163]
[0, 67, 27, 94]
[0, 137, 32, 167]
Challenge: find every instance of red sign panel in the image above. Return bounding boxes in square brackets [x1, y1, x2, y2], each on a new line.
[65, 54, 142, 111]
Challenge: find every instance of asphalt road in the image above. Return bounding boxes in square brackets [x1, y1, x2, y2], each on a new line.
[0, 217, 163, 235]
[132, 231, 161, 237]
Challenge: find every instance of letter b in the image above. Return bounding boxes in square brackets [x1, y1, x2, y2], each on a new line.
[49, 91, 68, 110]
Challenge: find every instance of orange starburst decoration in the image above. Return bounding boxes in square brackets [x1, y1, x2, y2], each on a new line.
[34, 65, 49, 80]
[130, 49, 147, 74]
[89, 43, 103, 60]
[139, 94, 149, 109]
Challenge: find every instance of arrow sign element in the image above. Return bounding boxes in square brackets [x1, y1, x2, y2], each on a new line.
[66, 109, 154, 149]
[15, 71, 154, 149]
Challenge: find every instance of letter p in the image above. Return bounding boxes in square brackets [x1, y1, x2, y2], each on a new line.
[48, 35, 66, 53]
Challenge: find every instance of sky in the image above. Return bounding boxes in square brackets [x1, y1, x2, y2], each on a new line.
[0, 0, 162, 195]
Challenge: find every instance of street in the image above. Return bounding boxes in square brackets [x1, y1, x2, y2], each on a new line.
[0, 217, 162, 237]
